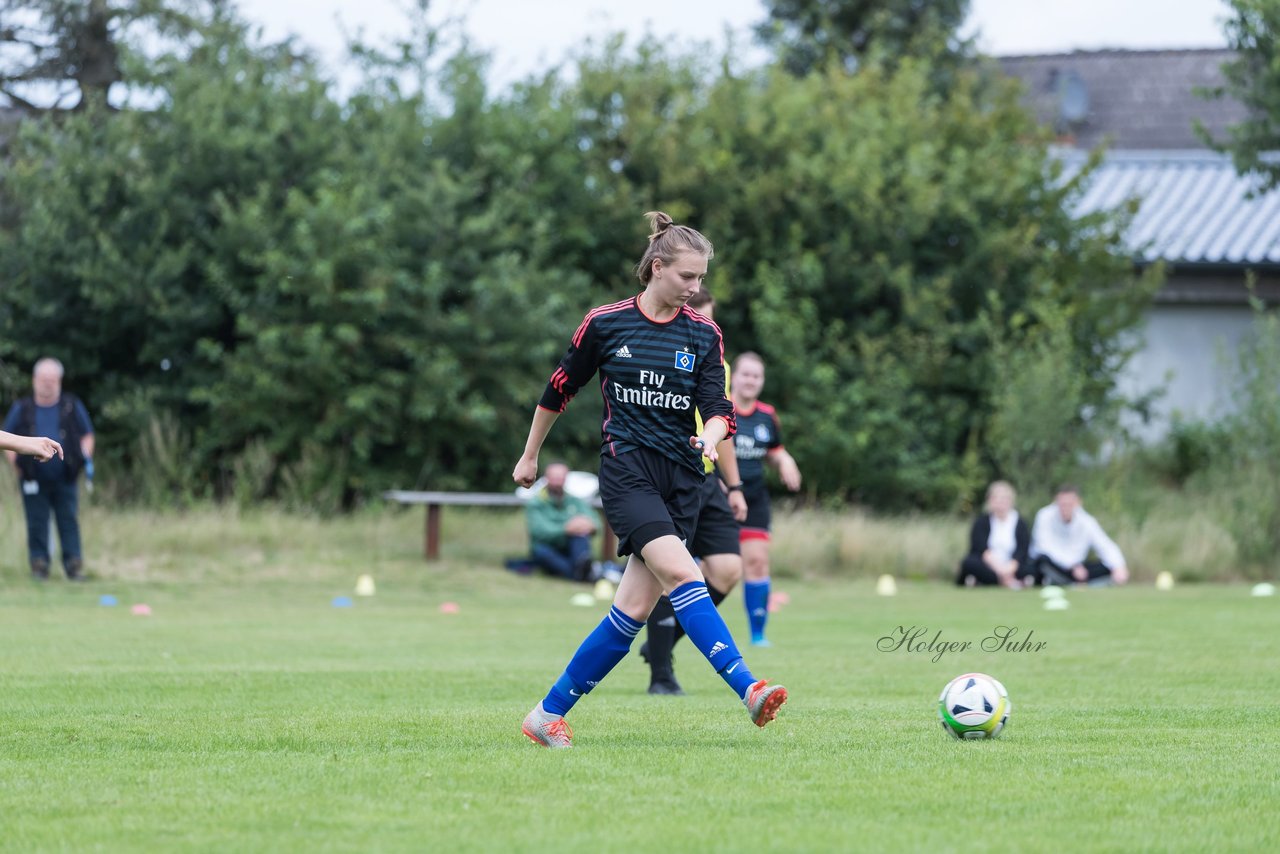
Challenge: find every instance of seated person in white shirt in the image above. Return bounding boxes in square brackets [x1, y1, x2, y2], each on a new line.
[1027, 484, 1130, 586]
[957, 480, 1030, 588]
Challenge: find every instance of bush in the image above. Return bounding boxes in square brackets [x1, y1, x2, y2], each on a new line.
[1193, 297, 1280, 575]
[0, 8, 1155, 512]
[1148, 418, 1228, 487]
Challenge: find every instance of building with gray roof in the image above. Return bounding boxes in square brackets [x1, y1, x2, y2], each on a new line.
[1004, 49, 1279, 439]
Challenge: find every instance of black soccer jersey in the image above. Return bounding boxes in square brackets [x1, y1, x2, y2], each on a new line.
[733, 402, 783, 486]
[539, 296, 736, 474]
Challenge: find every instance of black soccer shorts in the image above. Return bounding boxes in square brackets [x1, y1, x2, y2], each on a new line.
[690, 475, 741, 558]
[741, 478, 772, 538]
[598, 446, 703, 558]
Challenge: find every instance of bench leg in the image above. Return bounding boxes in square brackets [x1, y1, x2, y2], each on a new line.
[426, 504, 441, 561]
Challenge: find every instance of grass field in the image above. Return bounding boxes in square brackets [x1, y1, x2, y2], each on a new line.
[3, 535, 1279, 853]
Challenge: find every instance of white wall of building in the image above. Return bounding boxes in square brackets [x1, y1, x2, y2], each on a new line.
[1118, 304, 1256, 440]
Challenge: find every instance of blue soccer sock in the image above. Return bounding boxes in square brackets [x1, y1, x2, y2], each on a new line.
[670, 581, 757, 698]
[744, 579, 770, 642]
[542, 605, 643, 716]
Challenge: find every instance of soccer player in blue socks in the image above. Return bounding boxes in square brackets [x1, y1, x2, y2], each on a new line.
[513, 212, 787, 748]
[731, 352, 803, 646]
[641, 288, 747, 695]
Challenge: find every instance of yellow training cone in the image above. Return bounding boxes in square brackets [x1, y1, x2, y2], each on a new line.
[593, 579, 615, 601]
[355, 574, 377, 597]
[876, 574, 897, 597]
[1155, 571, 1174, 591]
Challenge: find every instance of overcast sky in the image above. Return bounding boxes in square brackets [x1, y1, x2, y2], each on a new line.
[236, 0, 1234, 87]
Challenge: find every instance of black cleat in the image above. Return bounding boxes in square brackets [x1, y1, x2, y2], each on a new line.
[65, 558, 87, 582]
[648, 676, 685, 696]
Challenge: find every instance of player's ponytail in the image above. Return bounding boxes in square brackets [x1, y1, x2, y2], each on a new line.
[635, 210, 714, 284]
[645, 211, 674, 242]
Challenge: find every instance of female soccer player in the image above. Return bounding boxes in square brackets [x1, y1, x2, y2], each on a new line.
[640, 288, 747, 696]
[731, 352, 802, 646]
[513, 212, 787, 748]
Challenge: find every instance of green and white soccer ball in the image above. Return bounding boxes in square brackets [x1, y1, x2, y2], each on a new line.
[938, 672, 1010, 739]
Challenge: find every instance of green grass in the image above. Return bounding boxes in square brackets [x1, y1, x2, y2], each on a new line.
[3, 555, 1279, 852]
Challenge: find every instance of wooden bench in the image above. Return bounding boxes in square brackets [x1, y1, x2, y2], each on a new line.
[382, 490, 616, 562]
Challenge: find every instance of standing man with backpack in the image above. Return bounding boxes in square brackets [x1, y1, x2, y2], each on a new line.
[3, 358, 95, 581]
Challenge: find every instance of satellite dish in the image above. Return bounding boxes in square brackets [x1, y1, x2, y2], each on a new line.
[1058, 70, 1090, 125]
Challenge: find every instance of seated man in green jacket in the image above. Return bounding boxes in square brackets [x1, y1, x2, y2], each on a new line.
[526, 462, 599, 581]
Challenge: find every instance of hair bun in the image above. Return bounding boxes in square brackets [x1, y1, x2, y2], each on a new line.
[644, 210, 674, 243]
[634, 209, 713, 284]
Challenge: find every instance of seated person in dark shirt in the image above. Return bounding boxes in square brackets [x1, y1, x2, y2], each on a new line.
[956, 480, 1029, 589]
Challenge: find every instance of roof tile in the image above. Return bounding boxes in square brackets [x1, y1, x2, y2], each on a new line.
[1001, 49, 1248, 150]
[1064, 150, 1280, 265]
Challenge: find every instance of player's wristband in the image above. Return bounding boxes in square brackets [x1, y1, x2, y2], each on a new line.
[726, 483, 745, 492]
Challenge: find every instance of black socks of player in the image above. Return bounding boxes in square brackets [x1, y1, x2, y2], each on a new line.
[645, 596, 678, 680]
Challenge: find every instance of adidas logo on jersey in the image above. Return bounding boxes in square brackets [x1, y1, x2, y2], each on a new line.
[709, 641, 728, 658]
[615, 345, 633, 358]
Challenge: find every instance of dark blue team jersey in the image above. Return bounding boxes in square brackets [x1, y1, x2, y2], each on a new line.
[733, 402, 783, 487]
[539, 296, 736, 474]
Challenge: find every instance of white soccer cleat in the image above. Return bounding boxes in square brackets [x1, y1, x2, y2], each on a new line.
[522, 702, 573, 748]
[744, 679, 787, 728]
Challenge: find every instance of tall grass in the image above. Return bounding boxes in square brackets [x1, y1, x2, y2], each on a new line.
[2, 473, 1271, 585]
[0, 487, 532, 585]
[770, 506, 967, 581]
